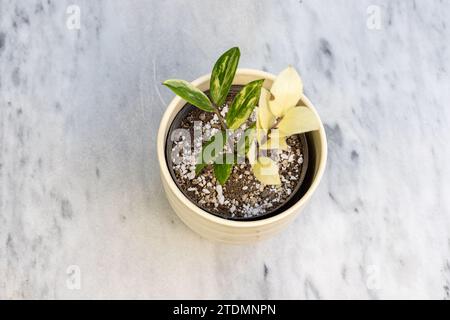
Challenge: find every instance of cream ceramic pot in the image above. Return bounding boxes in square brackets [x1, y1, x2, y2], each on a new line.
[157, 69, 327, 244]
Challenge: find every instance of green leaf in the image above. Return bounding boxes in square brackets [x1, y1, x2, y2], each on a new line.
[244, 124, 256, 154]
[163, 79, 214, 112]
[226, 79, 264, 130]
[195, 131, 227, 175]
[214, 162, 234, 185]
[195, 163, 207, 175]
[210, 47, 240, 107]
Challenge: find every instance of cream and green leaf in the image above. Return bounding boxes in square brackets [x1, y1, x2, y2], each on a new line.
[163, 79, 213, 112]
[210, 47, 240, 107]
[236, 123, 256, 158]
[226, 79, 264, 130]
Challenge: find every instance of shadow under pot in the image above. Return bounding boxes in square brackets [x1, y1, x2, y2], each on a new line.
[165, 86, 315, 221]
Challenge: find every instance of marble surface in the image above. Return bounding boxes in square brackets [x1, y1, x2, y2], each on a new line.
[1, 0, 449, 299]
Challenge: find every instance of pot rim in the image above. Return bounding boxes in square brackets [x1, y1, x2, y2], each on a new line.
[157, 68, 327, 228]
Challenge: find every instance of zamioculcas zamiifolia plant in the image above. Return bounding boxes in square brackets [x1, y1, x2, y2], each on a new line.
[163, 47, 263, 185]
[163, 47, 320, 186]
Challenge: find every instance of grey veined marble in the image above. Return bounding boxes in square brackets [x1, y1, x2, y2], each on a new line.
[1, 0, 449, 299]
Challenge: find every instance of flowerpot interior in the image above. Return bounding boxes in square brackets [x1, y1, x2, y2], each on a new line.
[164, 88, 316, 221]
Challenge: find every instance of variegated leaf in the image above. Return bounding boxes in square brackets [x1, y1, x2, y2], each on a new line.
[163, 79, 214, 112]
[210, 47, 240, 106]
[226, 79, 264, 130]
[237, 123, 256, 158]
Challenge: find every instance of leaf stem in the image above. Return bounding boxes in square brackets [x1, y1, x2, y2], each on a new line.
[213, 103, 228, 131]
[259, 117, 283, 146]
[269, 117, 283, 131]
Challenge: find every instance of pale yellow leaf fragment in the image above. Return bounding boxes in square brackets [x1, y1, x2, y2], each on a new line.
[247, 139, 258, 166]
[257, 88, 276, 130]
[252, 157, 281, 185]
[259, 136, 288, 151]
[277, 107, 320, 137]
[269, 66, 303, 117]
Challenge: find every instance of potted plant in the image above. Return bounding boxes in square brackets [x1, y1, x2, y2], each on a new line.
[157, 47, 327, 243]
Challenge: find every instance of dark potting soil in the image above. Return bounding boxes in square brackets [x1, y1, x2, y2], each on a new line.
[168, 87, 307, 220]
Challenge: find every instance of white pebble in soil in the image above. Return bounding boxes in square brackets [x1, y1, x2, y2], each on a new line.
[216, 184, 225, 205]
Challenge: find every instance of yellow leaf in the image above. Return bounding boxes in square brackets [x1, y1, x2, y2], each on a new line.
[277, 106, 320, 137]
[269, 66, 303, 117]
[254, 109, 268, 145]
[257, 88, 276, 130]
[247, 139, 258, 166]
[252, 157, 281, 185]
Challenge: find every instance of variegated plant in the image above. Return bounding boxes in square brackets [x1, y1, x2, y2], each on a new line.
[163, 48, 320, 186]
[163, 47, 264, 185]
[247, 66, 320, 185]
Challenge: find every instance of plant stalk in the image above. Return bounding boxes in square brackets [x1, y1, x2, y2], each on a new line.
[269, 117, 283, 131]
[213, 104, 228, 131]
[259, 117, 283, 146]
